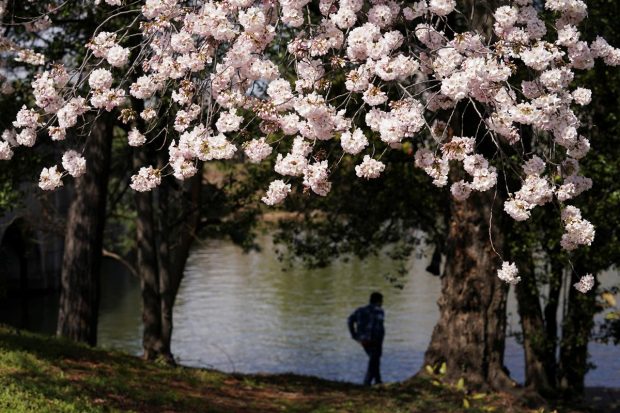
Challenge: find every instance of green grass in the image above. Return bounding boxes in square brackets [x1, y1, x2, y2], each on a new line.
[0, 325, 595, 413]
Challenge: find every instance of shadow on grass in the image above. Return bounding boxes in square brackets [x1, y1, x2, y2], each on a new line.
[0, 324, 520, 413]
[0, 326, 97, 361]
[0, 325, 607, 413]
[0, 325, 230, 412]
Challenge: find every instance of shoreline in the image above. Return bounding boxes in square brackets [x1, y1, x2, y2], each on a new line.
[1, 325, 617, 413]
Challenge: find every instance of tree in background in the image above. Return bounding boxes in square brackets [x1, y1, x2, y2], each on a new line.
[1, 0, 269, 357]
[0, 2, 118, 345]
[506, 0, 620, 397]
[56, 114, 113, 345]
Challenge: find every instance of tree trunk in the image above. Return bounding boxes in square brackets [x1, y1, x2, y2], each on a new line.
[558, 270, 597, 395]
[543, 263, 563, 388]
[159, 166, 203, 361]
[57, 117, 112, 346]
[514, 258, 554, 395]
[156, 171, 174, 361]
[134, 150, 166, 360]
[135, 154, 203, 362]
[422, 191, 513, 390]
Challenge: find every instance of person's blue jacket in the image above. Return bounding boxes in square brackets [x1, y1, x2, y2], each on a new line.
[348, 304, 385, 343]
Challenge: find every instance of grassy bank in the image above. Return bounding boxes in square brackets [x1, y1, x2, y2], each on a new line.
[0, 325, 603, 413]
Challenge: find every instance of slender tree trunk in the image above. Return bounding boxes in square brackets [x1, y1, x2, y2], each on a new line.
[158, 260, 174, 361]
[57, 117, 112, 346]
[170, 168, 202, 305]
[558, 270, 597, 395]
[543, 263, 562, 388]
[134, 149, 166, 360]
[156, 172, 174, 361]
[159, 166, 203, 360]
[422, 191, 513, 390]
[515, 258, 553, 394]
[135, 153, 202, 362]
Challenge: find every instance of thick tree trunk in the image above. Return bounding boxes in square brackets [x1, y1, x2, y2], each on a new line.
[421, 0, 512, 389]
[57, 118, 112, 346]
[422, 191, 513, 390]
[515, 259, 553, 394]
[558, 270, 597, 395]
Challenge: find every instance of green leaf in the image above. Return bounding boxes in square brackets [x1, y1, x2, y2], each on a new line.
[472, 392, 487, 400]
[462, 398, 470, 408]
[439, 362, 447, 375]
[425, 365, 435, 375]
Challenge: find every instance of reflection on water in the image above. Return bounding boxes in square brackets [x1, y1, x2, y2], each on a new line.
[1, 238, 618, 386]
[98, 261, 142, 354]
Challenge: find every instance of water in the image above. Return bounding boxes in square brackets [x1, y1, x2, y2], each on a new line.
[170, 241, 440, 383]
[2, 238, 619, 386]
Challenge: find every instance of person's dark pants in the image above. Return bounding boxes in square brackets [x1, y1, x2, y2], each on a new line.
[361, 340, 382, 386]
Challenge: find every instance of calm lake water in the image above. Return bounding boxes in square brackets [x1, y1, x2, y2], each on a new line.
[2, 237, 619, 386]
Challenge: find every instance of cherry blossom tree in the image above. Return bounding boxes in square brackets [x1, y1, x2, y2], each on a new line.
[3, 0, 616, 286]
[2, 0, 620, 388]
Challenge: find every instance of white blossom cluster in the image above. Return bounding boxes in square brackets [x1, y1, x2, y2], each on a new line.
[261, 180, 291, 206]
[2, 0, 619, 290]
[560, 205, 595, 251]
[38, 166, 63, 191]
[356, 155, 386, 179]
[128, 128, 146, 147]
[130, 166, 161, 192]
[243, 138, 273, 163]
[497, 261, 521, 285]
[61, 150, 87, 178]
[573, 273, 595, 293]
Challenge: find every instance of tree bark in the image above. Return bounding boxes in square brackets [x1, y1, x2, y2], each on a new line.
[134, 154, 203, 362]
[543, 262, 563, 388]
[558, 270, 597, 395]
[514, 259, 554, 394]
[57, 117, 112, 346]
[422, 191, 513, 390]
[158, 167, 203, 361]
[134, 150, 166, 360]
[156, 171, 174, 361]
[420, 0, 509, 381]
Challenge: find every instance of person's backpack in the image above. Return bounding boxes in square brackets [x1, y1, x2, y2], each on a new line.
[355, 307, 374, 341]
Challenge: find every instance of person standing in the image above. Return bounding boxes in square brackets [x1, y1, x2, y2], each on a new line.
[348, 292, 385, 386]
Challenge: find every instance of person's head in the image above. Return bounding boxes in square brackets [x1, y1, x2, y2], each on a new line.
[369, 292, 383, 307]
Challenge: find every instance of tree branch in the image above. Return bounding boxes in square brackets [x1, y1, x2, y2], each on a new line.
[102, 248, 138, 278]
